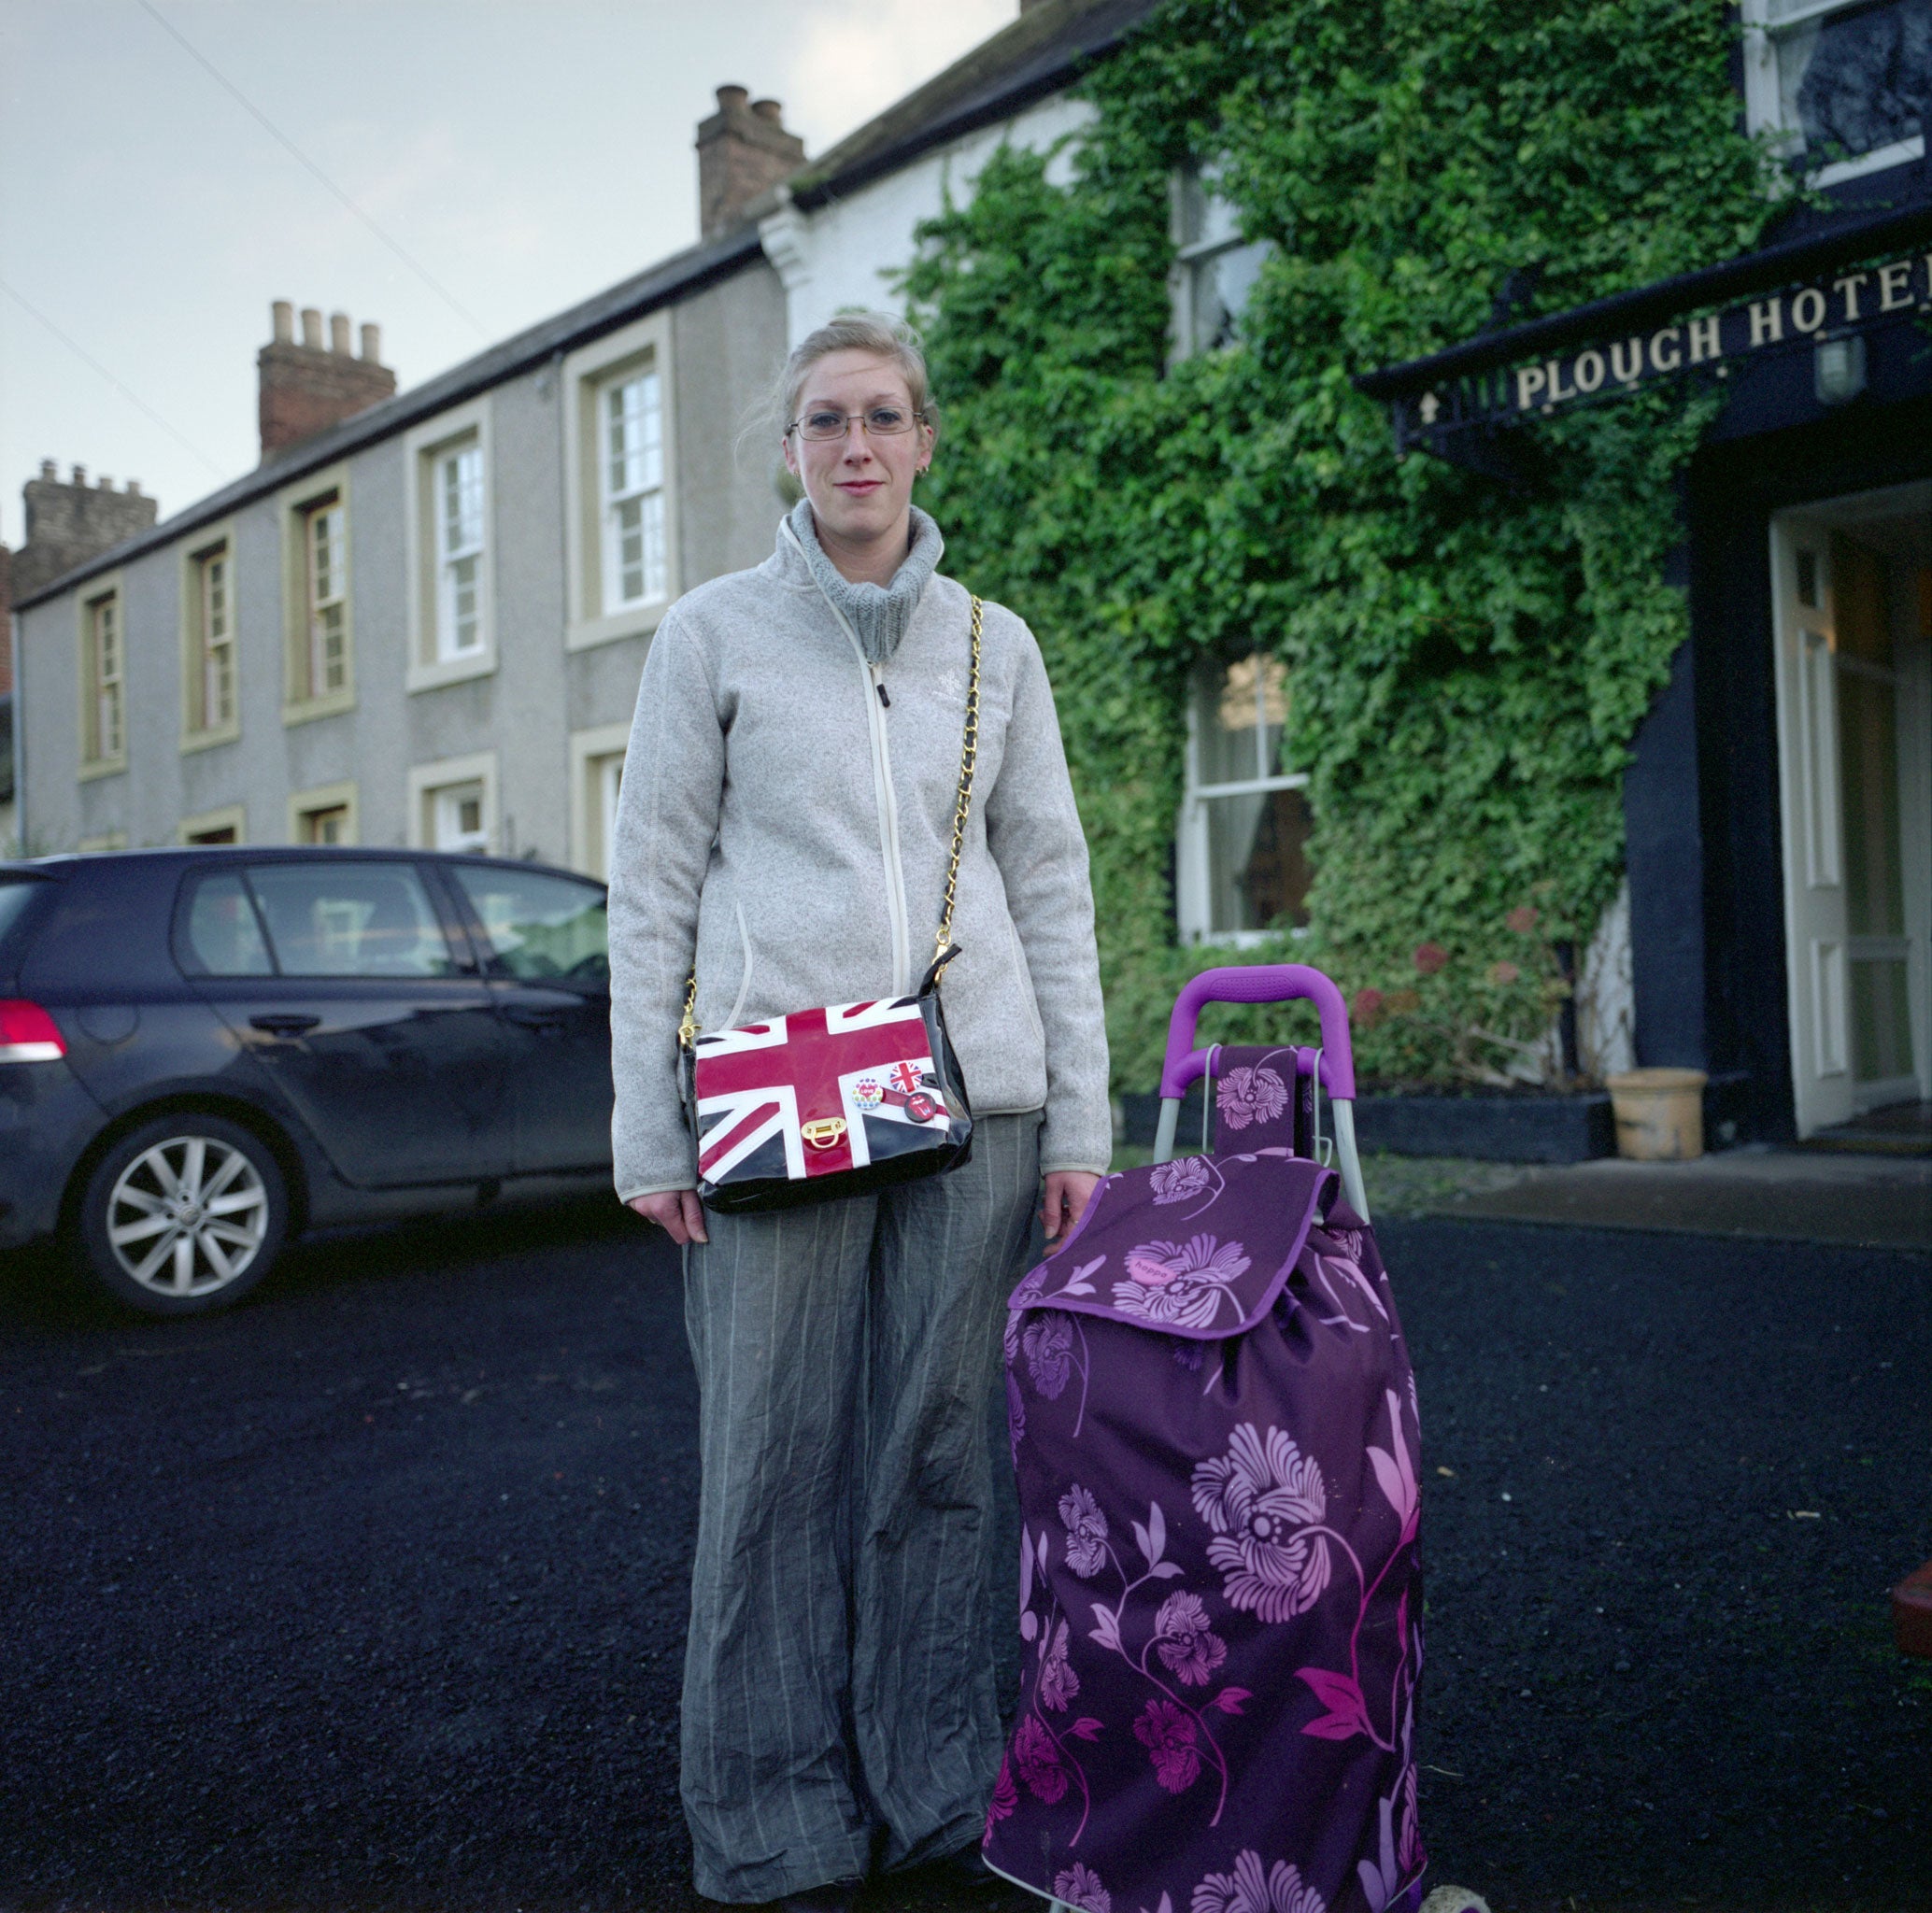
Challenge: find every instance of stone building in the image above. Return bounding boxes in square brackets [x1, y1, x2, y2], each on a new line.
[3, 461, 161, 852]
[9, 97, 800, 873]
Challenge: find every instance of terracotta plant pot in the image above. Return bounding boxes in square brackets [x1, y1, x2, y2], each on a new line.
[1606, 1067, 1708, 1161]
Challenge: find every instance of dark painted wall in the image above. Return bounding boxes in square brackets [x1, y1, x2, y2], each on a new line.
[1684, 393, 1932, 1141]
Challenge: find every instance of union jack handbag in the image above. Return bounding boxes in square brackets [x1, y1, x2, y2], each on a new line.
[679, 599, 983, 1214]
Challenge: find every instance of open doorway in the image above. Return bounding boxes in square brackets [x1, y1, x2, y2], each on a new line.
[1770, 481, 1931, 1144]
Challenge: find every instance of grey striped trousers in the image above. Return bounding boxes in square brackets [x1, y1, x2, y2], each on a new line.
[678, 1112, 1041, 1904]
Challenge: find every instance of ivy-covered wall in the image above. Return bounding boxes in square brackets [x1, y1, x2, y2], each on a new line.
[903, 0, 1777, 1095]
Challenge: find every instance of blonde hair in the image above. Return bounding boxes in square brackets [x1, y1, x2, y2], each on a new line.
[774, 311, 936, 433]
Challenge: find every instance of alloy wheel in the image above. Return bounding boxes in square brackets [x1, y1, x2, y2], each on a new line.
[105, 1135, 272, 1297]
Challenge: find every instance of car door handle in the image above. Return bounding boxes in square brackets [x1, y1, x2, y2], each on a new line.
[249, 1013, 321, 1038]
[501, 1006, 567, 1033]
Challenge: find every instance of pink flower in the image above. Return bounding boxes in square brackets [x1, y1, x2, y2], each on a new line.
[1154, 1591, 1228, 1687]
[1038, 1618, 1080, 1711]
[1191, 1424, 1331, 1623]
[1112, 1235, 1253, 1330]
[1413, 942, 1448, 975]
[1506, 903, 1540, 934]
[1058, 1484, 1109, 1578]
[1216, 1066, 1288, 1131]
[1150, 1155, 1212, 1205]
[985, 1756, 1017, 1835]
[1488, 959, 1520, 986]
[1053, 1863, 1112, 1913]
[1132, 1698, 1200, 1793]
[1012, 1712, 1067, 1803]
[1024, 1312, 1073, 1398]
[1352, 986, 1385, 1027]
[1190, 1850, 1328, 1913]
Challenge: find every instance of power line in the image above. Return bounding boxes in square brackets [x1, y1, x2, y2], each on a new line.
[0, 277, 232, 482]
[133, 0, 491, 340]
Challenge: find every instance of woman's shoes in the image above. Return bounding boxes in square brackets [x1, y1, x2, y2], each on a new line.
[776, 1880, 864, 1913]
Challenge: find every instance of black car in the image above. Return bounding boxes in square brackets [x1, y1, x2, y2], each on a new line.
[0, 847, 614, 1314]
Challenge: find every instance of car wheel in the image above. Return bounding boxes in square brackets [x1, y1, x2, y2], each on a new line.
[75, 1113, 290, 1316]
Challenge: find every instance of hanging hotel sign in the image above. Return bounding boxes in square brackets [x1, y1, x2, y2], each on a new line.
[1376, 245, 1932, 457]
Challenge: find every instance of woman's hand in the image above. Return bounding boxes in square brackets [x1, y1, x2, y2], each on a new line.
[1042, 1171, 1101, 1244]
[629, 1189, 708, 1245]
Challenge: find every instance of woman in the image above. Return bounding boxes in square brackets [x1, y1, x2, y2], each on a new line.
[607, 312, 1111, 1909]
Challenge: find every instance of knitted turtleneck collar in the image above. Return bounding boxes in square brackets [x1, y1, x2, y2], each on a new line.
[788, 498, 945, 666]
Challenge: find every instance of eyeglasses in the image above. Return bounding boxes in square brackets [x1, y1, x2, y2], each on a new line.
[788, 404, 926, 443]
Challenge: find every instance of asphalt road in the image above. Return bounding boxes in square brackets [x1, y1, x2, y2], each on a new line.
[1, 1199, 1926, 1913]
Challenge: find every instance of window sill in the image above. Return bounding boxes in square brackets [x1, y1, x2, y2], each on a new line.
[1807, 135, 1925, 189]
[566, 600, 670, 653]
[407, 649, 497, 694]
[282, 689, 356, 727]
[179, 723, 242, 756]
[1180, 926, 1311, 950]
[78, 755, 127, 784]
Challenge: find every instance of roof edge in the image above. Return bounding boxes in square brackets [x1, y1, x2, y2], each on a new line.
[14, 226, 765, 613]
[789, 0, 1157, 212]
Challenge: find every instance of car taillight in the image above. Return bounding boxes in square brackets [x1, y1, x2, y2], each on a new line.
[0, 1000, 67, 1063]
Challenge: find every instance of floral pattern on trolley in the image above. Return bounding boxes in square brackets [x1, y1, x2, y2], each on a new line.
[990, 1148, 1427, 1913]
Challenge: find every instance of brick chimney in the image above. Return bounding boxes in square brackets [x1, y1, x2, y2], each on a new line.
[257, 300, 397, 462]
[9, 459, 160, 602]
[696, 86, 805, 239]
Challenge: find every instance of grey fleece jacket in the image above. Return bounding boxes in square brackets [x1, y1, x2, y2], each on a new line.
[607, 518, 1112, 1202]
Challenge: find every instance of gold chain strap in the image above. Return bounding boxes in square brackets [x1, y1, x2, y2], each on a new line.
[679, 969, 699, 1051]
[678, 593, 984, 1048]
[934, 595, 984, 971]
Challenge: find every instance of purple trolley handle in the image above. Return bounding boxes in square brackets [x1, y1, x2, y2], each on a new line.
[1152, 964, 1371, 1220]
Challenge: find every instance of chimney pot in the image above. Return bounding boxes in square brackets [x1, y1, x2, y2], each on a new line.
[71, 463, 86, 486]
[272, 299, 294, 343]
[127, 478, 143, 495]
[39, 459, 56, 480]
[698, 82, 806, 239]
[97, 474, 113, 489]
[260, 305, 397, 461]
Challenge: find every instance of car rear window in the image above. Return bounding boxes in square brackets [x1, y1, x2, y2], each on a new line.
[449, 865, 608, 986]
[247, 863, 457, 978]
[0, 878, 48, 955]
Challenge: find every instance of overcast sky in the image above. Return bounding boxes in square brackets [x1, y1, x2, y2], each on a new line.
[0, 0, 1016, 548]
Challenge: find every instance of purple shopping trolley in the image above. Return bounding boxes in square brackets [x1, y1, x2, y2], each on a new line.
[986, 966, 1427, 1913]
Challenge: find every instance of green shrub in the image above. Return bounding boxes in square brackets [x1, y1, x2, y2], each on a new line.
[904, 0, 1774, 1092]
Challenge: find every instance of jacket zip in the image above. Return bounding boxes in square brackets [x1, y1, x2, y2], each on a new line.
[785, 521, 915, 995]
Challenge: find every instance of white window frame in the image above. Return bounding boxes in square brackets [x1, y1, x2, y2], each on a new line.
[181, 524, 240, 750]
[568, 720, 632, 880]
[78, 575, 126, 778]
[563, 310, 679, 651]
[1175, 651, 1312, 948]
[306, 503, 347, 696]
[1170, 163, 1271, 362]
[1740, 0, 1927, 186]
[279, 463, 355, 723]
[407, 750, 498, 857]
[405, 397, 496, 691]
[289, 779, 360, 846]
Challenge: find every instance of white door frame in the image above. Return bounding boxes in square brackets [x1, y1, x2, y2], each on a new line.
[1769, 482, 1932, 1138]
